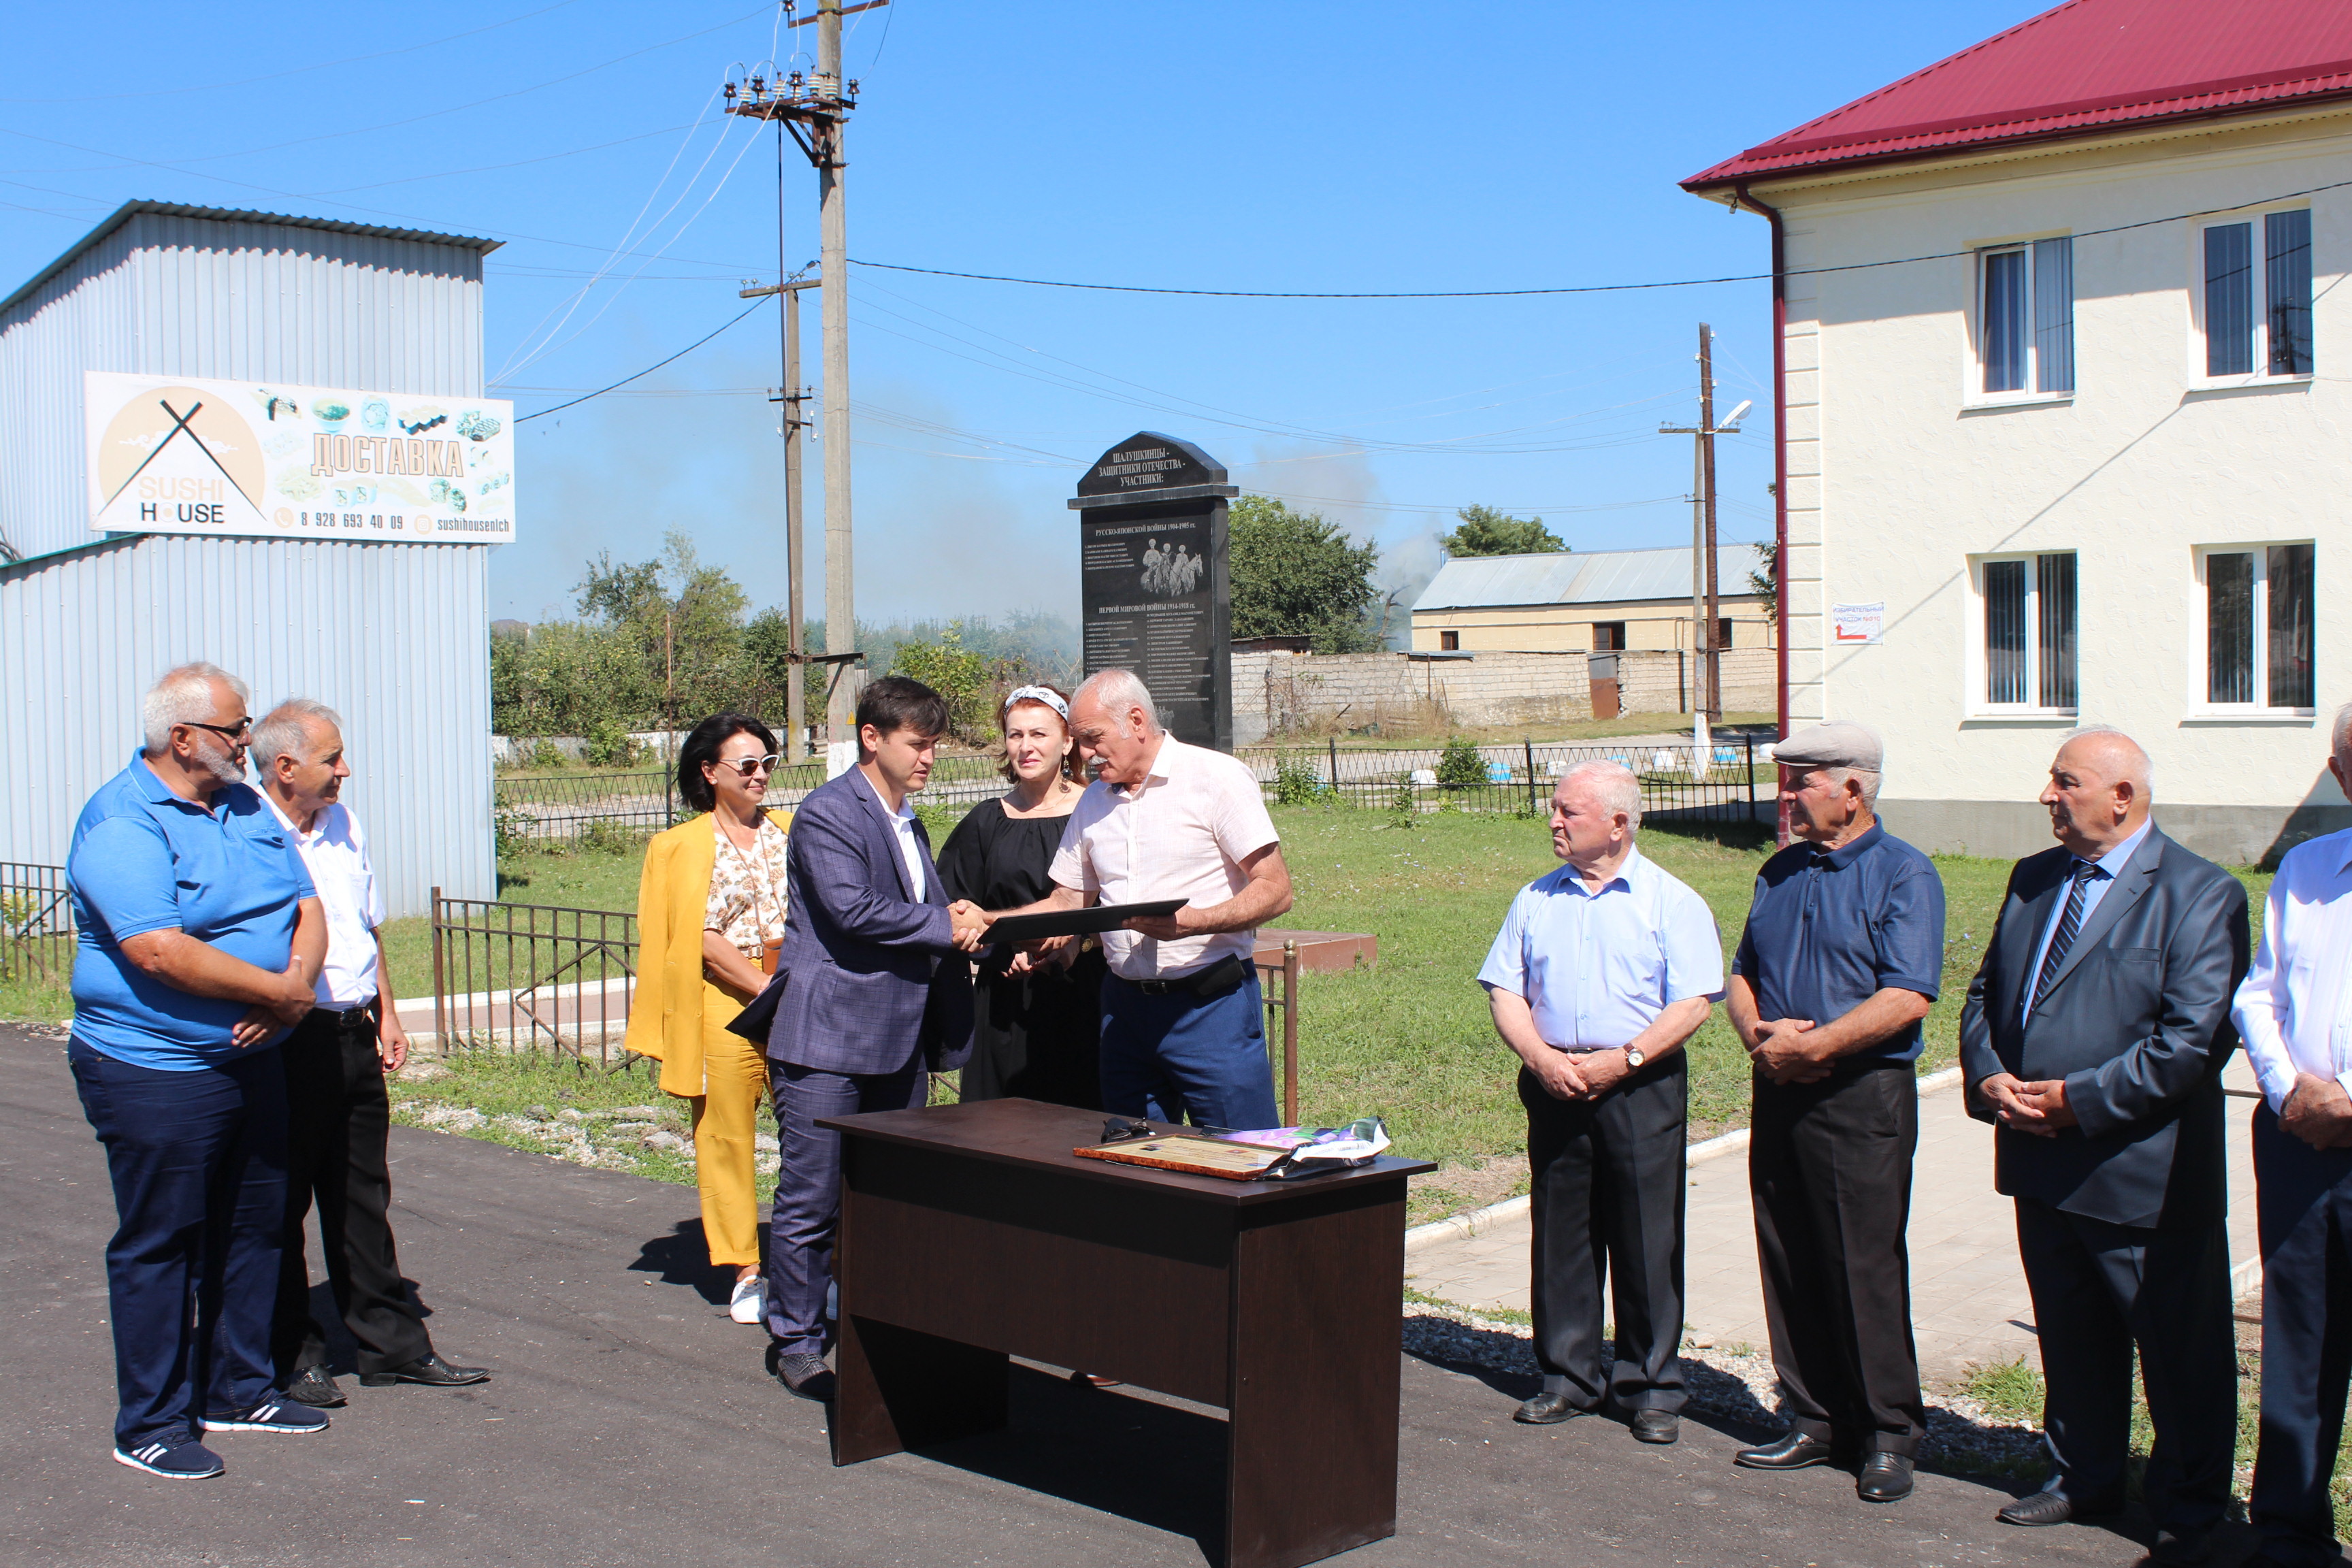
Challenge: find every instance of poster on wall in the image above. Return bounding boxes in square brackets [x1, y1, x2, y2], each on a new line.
[1831, 601, 1884, 645]
[84, 372, 515, 544]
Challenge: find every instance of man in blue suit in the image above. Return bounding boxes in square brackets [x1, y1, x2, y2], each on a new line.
[762, 677, 983, 1397]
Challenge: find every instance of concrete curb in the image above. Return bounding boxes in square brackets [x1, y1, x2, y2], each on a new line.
[1403, 1063, 1967, 1254]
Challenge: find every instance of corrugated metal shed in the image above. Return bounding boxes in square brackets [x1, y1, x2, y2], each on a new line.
[0, 203, 499, 916]
[1412, 546, 1759, 613]
[1683, 0, 2352, 191]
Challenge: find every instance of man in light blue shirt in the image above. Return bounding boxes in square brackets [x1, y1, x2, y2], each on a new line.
[1479, 760, 1723, 1444]
[66, 664, 327, 1482]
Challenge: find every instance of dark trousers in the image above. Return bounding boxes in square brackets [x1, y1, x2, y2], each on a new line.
[1750, 1065, 1926, 1456]
[1098, 970, 1277, 1130]
[1522, 1056, 1688, 1411]
[762, 1058, 926, 1356]
[273, 1009, 430, 1377]
[69, 1037, 288, 1448]
[2251, 1106, 2352, 1566]
[2013, 1195, 2234, 1529]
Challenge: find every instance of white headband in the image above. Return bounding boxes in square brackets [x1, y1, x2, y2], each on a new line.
[1002, 685, 1068, 721]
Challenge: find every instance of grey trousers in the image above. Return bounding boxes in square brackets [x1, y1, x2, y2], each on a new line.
[1521, 1056, 1688, 1412]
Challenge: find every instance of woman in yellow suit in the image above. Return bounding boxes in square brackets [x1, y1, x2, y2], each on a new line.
[625, 713, 791, 1326]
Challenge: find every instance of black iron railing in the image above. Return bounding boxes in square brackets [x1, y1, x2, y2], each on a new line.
[1, 862, 74, 986]
[1241, 734, 1763, 822]
[429, 889, 639, 1066]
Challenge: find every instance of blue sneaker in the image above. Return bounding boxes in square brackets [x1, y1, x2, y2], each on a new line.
[201, 1396, 331, 1434]
[114, 1434, 226, 1478]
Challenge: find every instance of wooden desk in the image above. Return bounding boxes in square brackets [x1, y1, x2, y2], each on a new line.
[819, 1098, 1435, 1568]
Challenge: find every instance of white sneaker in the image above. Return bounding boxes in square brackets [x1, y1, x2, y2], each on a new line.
[729, 1275, 766, 1324]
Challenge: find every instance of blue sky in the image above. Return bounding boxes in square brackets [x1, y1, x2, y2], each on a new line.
[1, 1, 2051, 625]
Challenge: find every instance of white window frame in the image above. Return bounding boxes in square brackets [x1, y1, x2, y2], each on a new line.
[2187, 205, 2314, 391]
[2187, 542, 2317, 720]
[1965, 551, 2079, 719]
[1965, 233, 2074, 409]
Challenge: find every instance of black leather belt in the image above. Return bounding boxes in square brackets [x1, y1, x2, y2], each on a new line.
[312, 1002, 376, 1030]
[1113, 954, 1249, 1000]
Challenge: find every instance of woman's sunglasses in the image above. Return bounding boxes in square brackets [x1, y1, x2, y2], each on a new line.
[713, 755, 782, 779]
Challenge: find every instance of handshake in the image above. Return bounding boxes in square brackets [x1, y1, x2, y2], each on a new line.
[948, 900, 992, 953]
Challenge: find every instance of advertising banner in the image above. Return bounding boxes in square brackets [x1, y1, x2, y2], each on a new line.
[84, 372, 515, 544]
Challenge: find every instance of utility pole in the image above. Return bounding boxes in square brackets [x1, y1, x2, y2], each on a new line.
[725, 0, 883, 743]
[740, 270, 818, 760]
[1661, 324, 1752, 721]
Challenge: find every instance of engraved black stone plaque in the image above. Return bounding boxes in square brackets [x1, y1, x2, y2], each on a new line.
[1069, 432, 1238, 751]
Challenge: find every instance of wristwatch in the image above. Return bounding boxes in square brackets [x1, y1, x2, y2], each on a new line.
[1624, 1046, 1646, 1070]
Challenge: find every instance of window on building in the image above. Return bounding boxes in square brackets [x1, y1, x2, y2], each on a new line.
[2202, 210, 2313, 378]
[1716, 617, 1734, 651]
[2201, 543, 2315, 709]
[1592, 622, 1624, 651]
[1439, 629, 1459, 651]
[1979, 237, 2074, 395]
[1980, 552, 2078, 708]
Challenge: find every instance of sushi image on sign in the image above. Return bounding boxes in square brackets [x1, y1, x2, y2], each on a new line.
[84, 372, 517, 544]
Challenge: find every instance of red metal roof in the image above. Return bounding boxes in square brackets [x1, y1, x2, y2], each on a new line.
[1684, 0, 2352, 191]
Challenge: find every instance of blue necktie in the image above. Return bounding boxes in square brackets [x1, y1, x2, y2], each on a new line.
[2028, 860, 2097, 1017]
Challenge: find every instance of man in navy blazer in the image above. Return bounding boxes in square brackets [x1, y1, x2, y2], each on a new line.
[760, 676, 983, 1397]
[1959, 728, 2248, 1558]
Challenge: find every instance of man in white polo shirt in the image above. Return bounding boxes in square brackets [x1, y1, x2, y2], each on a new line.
[993, 668, 1293, 1129]
[252, 700, 486, 1408]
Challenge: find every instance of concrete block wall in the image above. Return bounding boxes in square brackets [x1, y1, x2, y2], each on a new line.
[1234, 650, 1592, 740]
[1616, 648, 1777, 717]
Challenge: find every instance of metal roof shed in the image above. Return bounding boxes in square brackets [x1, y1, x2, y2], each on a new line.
[0, 201, 502, 916]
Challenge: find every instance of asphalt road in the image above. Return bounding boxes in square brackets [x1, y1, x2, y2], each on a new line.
[1, 1023, 2208, 1567]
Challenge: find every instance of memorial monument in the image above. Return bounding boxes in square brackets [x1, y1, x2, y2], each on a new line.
[1070, 432, 1237, 751]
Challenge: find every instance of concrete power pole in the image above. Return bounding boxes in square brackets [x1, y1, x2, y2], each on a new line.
[1661, 323, 1750, 722]
[739, 270, 817, 759]
[724, 0, 880, 746]
[814, 0, 858, 740]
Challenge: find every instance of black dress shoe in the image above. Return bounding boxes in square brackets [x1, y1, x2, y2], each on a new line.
[359, 1353, 490, 1388]
[2150, 1525, 2217, 1565]
[1996, 1488, 2123, 1526]
[1735, 1431, 1838, 1469]
[1629, 1409, 1680, 1445]
[282, 1367, 346, 1408]
[1513, 1392, 1586, 1425]
[774, 1351, 836, 1402]
[1857, 1452, 1914, 1503]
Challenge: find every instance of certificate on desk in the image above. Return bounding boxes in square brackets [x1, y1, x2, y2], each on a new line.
[1073, 1134, 1290, 1181]
[981, 898, 1185, 944]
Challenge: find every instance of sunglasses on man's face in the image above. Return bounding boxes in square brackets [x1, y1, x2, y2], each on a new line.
[714, 754, 783, 779]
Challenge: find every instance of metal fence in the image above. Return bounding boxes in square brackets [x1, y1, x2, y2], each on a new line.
[1240, 735, 1764, 822]
[429, 889, 638, 1066]
[495, 734, 1765, 845]
[1, 861, 74, 986]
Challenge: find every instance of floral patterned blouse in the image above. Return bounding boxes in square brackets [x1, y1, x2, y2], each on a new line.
[704, 815, 789, 958]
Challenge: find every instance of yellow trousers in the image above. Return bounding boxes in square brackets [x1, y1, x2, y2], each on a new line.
[689, 979, 770, 1268]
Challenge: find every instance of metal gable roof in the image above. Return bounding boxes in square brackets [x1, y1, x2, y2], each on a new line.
[1683, 0, 2352, 191]
[0, 199, 501, 318]
[1411, 545, 1759, 614]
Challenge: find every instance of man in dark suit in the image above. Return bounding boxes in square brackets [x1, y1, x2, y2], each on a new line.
[1960, 727, 2249, 1562]
[761, 676, 983, 1399]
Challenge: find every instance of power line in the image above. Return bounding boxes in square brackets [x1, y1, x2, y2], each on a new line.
[512, 302, 763, 422]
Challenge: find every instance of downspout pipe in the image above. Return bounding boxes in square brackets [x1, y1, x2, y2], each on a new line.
[1733, 180, 1791, 846]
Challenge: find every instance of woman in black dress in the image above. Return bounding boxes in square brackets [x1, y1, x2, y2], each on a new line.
[936, 684, 1104, 1108]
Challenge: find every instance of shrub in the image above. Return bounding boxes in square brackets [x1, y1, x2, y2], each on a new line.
[493, 803, 539, 860]
[1387, 772, 1419, 829]
[584, 721, 642, 770]
[525, 738, 569, 771]
[1435, 735, 1488, 787]
[1273, 752, 1328, 807]
[579, 818, 645, 857]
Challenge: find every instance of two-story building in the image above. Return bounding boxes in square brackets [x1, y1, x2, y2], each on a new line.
[1685, 0, 2352, 862]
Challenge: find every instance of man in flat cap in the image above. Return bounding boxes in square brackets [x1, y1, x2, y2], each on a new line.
[1725, 721, 1945, 1503]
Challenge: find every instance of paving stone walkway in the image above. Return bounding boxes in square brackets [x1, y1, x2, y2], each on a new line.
[1406, 1060, 2264, 1381]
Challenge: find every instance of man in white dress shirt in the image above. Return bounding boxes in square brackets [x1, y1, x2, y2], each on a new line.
[994, 668, 1293, 1129]
[2232, 700, 2352, 1568]
[252, 701, 486, 1407]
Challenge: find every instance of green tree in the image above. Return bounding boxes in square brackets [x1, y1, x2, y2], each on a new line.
[575, 532, 752, 728]
[1439, 504, 1566, 558]
[1228, 495, 1382, 654]
[890, 623, 992, 740]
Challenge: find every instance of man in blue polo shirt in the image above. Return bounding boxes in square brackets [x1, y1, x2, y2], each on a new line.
[67, 663, 328, 1480]
[1724, 721, 1944, 1505]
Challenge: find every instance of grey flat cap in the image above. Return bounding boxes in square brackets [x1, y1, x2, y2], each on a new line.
[1773, 721, 1882, 772]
